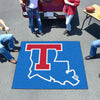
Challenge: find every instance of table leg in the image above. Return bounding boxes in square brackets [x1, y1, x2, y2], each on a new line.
[88, 17, 92, 25]
[81, 14, 90, 30]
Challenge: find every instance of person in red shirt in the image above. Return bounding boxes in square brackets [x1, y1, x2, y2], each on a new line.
[63, 0, 80, 35]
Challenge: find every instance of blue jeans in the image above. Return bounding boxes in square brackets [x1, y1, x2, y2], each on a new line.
[89, 39, 100, 57]
[0, 34, 14, 61]
[65, 14, 74, 31]
[26, 7, 42, 33]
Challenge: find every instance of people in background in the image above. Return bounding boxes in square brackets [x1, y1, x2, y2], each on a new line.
[85, 39, 100, 60]
[19, 0, 44, 36]
[63, 0, 80, 35]
[0, 19, 19, 64]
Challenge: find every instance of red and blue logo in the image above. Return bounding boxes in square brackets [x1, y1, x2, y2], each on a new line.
[12, 41, 88, 89]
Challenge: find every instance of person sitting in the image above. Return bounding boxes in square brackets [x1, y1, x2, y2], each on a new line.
[0, 19, 19, 64]
[85, 39, 100, 60]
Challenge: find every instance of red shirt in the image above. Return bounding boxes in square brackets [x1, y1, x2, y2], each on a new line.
[63, 0, 80, 15]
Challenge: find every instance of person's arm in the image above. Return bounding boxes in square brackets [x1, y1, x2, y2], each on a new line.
[64, 0, 74, 6]
[19, 0, 25, 7]
[0, 19, 10, 32]
[73, 0, 80, 7]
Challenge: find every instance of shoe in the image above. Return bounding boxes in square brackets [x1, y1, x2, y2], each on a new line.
[40, 33, 44, 36]
[10, 58, 17, 64]
[12, 49, 19, 52]
[85, 55, 96, 60]
[63, 29, 68, 35]
[32, 32, 36, 34]
[66, 31, 71, 36]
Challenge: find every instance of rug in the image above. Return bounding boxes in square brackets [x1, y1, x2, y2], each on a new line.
[12, 41, 88, 89]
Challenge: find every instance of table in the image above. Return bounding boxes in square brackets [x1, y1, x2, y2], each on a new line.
[81, 4, 100, 30]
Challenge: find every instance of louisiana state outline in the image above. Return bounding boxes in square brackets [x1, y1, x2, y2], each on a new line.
[25, 43, 80, 86]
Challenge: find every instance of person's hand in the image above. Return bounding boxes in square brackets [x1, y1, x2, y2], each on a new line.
[5, 26, 10, 32]
[71, 3, 74, 6]
[40, 0, 44, 3]
[20, 2, 25, 7]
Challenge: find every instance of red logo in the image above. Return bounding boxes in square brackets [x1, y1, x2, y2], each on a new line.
[26, 44, 62, 70]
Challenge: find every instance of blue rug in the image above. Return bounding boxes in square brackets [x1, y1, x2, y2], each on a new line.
[12, 41, 88, 89]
